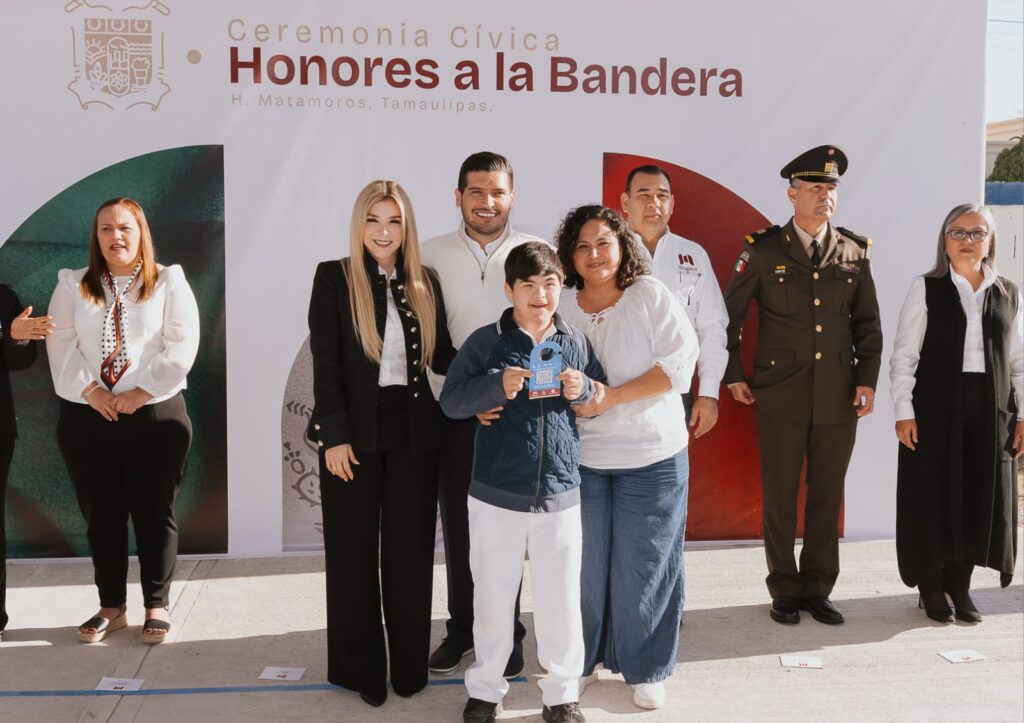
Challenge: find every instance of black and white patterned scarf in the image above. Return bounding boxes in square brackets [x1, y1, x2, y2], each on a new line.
[99, 262, 142, 388]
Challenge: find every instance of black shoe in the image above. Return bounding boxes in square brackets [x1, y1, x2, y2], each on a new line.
[543, 701, 585, 723]
[918, 571, 954, 623]
[359, 690, 386, 707]
[799, 596, 844, 625]
[503, 640, 524, 678]
[429, 638, 474, 673]
[769, 597, 800, 624]
[463, 697, 502, 723]
[944, 561, 982, 623]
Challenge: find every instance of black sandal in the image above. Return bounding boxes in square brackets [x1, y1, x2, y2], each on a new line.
[78, 604, 128, 643]
[142, 617, 171, 644]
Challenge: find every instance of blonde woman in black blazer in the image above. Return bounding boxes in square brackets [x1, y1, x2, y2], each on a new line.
[307, 180, 455, 707]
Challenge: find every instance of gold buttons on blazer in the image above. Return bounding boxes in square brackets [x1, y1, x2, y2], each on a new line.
[813, 272, 819, 280]
[314, 424, 321, 430]
[815, 325, 822, 333]
[814, 298, 821, 306]
[770, 360, 776, 366]
[410, 326, 417, 333]
[815, 352, 822, 360]
[413, 392, 420, 398]
[318, 440, 324, 447]
[413, 376, 420, 382]
[412, 343, 419, 349]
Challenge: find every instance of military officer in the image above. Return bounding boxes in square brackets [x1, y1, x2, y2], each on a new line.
[723, 146, 882, 626]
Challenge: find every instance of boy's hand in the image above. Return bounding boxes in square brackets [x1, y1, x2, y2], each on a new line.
[573, 380, 611, 417]
[502, 366, 532, 400]
[558, 368, 585, 401]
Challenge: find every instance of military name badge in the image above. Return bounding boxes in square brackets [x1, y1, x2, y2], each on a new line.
[773, 265, 788, 276]
[735, 250, 751, 273]
[528, 341, 562, 399]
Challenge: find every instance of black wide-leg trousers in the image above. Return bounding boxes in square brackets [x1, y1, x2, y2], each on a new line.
[57, 394, 192, 609]
[1, 436, 13, 631]
[320, 386, 439, 700]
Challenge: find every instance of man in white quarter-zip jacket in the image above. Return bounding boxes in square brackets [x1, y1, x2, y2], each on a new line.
[420, 152, 543, 678]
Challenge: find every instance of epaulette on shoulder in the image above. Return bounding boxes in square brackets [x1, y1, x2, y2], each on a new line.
[836, 226, 872, 249]
[744, 224, 781, 245]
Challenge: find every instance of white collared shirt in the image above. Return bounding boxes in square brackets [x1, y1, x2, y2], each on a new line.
[889, 267, 1024, 420]
[377, 265, 408, 387]
[635, 230, 727, 399]
[46, 265, 200, 403]
[559, 276, 699, 469]
[791, 221, 829, 260]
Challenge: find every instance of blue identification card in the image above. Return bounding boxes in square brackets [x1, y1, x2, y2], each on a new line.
[528, 341, 562, 400]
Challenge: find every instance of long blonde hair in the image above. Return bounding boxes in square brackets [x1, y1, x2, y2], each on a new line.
[81, 197, 159, 304]
[344, 180, 437, 367]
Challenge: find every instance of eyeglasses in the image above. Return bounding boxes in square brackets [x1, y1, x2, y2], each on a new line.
[945, 228, 990, 243]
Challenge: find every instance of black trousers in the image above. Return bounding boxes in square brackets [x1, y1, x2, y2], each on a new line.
[321, 386, 439, 700]
[437, 415, 526, 648]
[757, 408, 857, 599]
[58, 394, 192, 609]
[1, 435, 12, 631]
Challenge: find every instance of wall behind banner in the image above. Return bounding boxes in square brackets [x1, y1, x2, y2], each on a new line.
[2, 146, 227, 557]
[0, 0, 988, 554]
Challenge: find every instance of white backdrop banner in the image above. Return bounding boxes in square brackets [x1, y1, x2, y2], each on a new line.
[1, 0, 988, 554]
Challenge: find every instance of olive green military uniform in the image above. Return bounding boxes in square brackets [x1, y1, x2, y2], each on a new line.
[723, 219, 882, 599]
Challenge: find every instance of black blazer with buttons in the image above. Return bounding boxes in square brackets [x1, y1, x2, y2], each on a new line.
[306, 254, 456, 455]
[0, 285, 37, 439]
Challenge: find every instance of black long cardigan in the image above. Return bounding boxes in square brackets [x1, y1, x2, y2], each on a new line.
[0, 285, 38, 439]
[896, 272, 1019, 588]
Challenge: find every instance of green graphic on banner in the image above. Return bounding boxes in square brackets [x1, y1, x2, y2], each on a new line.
[2, 145, 227, 557]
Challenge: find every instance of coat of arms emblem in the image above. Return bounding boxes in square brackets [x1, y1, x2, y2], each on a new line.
[67, 0, 172, 110]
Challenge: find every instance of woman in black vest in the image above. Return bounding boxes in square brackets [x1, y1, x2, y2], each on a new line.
[307, 180, 455, 706]
[890, 203, 1023, 623]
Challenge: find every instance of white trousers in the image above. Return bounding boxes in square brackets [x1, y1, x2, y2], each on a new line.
[465, 497, 584, 706]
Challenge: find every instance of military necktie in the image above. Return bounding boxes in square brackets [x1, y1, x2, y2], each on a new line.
[811, 239, 821, 267]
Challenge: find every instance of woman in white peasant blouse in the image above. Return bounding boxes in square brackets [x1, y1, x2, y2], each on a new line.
[46, 197, 199, 645]
[555, 205, 698, 711]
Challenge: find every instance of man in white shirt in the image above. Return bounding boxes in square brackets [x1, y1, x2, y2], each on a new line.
[420, 152, 543, 678]
[620, 165, 727, 438]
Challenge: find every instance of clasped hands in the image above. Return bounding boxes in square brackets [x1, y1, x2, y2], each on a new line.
[83, 384, 154, 421]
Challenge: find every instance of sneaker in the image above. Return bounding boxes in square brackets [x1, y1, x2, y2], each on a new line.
[463, 697, 502, 723]
[542, 702, 585, 723]
[631, 681, 665, 709]
[503, 640, 524, 678]
[577, 671, 599, 698]
[429, 638, 474, 673]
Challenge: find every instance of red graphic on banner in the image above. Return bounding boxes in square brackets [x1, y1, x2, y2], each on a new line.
[602, 152, 843, 541]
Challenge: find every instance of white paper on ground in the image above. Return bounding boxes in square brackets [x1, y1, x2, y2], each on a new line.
[938, 649, 986, 663]
[95, 677, 144, 692]
[779, 655, 824, 669]
[259, 666, 306, 681]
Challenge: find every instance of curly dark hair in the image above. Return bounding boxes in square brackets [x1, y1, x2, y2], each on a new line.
[554, 204, 650, 290]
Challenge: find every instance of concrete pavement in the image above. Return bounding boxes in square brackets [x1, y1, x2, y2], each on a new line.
[1, 540, 1021, 722]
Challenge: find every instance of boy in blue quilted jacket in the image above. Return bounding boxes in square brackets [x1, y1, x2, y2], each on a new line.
[441, 242, 604, 723]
